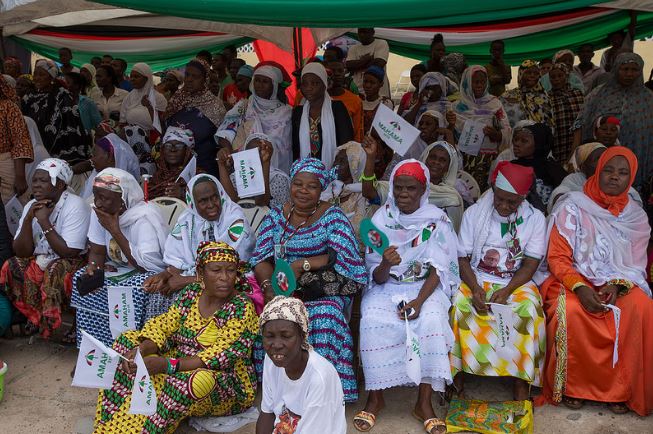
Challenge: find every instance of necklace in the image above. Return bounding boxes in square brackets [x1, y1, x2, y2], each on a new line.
[278, 204, 319, 255]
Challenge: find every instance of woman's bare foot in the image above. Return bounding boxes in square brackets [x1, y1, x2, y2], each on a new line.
[353, 390, 385, 431]
[414, 384, 446, 433]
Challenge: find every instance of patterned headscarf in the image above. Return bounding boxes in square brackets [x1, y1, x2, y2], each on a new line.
[93, 173, 123, 193]
[553, 49, 575, 64]
[0, 74, 17, 102]
[195, 241, 239, 268]
[259, 295, 311, 350]
[34, 59, 60, 79]
[518, 59, 539, 84]
[36, 158, 73, 186]
[162, 126, 195, 148]
[290, 157, 337, 191]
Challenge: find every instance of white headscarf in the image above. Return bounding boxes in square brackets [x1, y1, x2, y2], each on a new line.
[162, 126, 195, 148]
[81, 133, 141, 199]
[321, 141, 367, 201]
[35, 158, 73, 186]
[164, 174, 253, 273]
[93, 167, 168, 272]
[368, 159, 460, 297]
[299, 62, 338, 169]
[119, 62, 166, 132]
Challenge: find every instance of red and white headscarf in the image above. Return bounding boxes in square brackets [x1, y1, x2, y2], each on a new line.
[491, 161, 534, 196]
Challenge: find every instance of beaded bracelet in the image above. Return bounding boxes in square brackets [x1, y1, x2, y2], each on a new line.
[42, 227, 54, 236]
[359, 173, 377, 182]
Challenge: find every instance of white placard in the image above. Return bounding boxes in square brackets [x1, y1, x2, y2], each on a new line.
[458, 120, 486, 156]
[176, 155, 197, 184]
[232, 148, 266, 199]
[72, 330, 121, 389]
[107, 286, 136, 339]
[404, 315, 422, 385]
[129, 350, 158, 415]
[4, 195, 24, 236]
[604, 304, 621, 367]
[372, 103, 420, 157]
[487, 302, 516, 358]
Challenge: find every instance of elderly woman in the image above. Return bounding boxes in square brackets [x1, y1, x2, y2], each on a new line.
[451, 162, 546, 401]
[548, 64, 584, 163]
[549, 143, 642, 212]
[119, 62, 167, 135]
[540, 147, 653, 416]
[362, 137, 464, 231]
[0, 74, 32, 203]
[574, 53, 653, 193]
[403, 72, 454, 127]
[217, 133, 290, 209]
[452, 65, 511, 191]
[292, 63, 354, 169]
[501, 60, 555, 130]
[0, 159, 90, 340]
[354, 160, 459, 434]
[149, 126, 195, 200]
[257, 296, 346, 434]
[80, 134, 140, 200]
[144, 174, 253, 315]
[94, 241, 258, 433]
[21, 59, 89, 166]
[71, 168, 168, 347]
[164, 58, 226, 176]
[251, 158, 367, 402]
[216, 62, 292, 173]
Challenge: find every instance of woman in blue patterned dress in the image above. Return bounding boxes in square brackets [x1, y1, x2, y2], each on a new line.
[71, 168, 168, 347]
[250, 157, 367, 402]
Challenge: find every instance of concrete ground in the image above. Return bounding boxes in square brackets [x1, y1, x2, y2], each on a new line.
[0, 336, 651, 434]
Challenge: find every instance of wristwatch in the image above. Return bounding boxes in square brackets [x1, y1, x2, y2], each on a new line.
[302, 259, 311, 272]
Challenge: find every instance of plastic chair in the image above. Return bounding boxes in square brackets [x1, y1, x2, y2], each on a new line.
[151, 197, 187, 229]
[238, 199, 270, 235]
[457, 170, 481, 203]
[391, 69, 413, 101]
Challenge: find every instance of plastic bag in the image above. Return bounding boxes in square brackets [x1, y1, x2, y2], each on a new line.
[446, 398, 533, 434]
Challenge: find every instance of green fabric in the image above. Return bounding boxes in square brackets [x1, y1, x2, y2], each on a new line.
[92, 0, 600, 27]
[383, 11, 653, 65]
[10, 36, 253, 72]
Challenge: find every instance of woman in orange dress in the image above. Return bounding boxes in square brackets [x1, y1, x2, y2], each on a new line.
[540, 146, 653, 416]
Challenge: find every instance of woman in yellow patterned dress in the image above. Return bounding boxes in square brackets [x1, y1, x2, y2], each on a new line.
[93, 241, 258, 433]
[450, 162, 547, 401]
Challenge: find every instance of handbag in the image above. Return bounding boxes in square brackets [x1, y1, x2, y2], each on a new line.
[446, 398, 533, 434]
[296, 249, 364, 301]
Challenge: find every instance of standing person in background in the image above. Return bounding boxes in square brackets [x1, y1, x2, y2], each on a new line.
[229, 59, 247, 83]
[222, 45, 238, 67]
[156, 69, 183, 102]
[485, 40, 512, 97]
[327, 60, 364, 142]
[119, 62, 167, 135]
[111, 58, 132, 92]
[425, 33, 447, 74]
[91, 64, 129, 123]
[211, 53, 233, 94]
[0, 75, 32, 203]
[80, 63, 98, 96]
[3, 57, 22, 79]
[196, 50, 212, 65]
[222, 65, 253, 110]
[90, 56, 102, 69]
[574, 43, 605, 94]
[64, 72, 102, 135]
[549, 64, 584, 163]
[601, 11, 637, 73]
[539, 59, 553, 76]
[101, 54, 113, 66]
[58, 48, 79, 75]
[345, 28, 390, 98]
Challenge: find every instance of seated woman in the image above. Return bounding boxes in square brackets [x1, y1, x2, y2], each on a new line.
[403, 72, 454, 127]
[144, 174, 254, 316]
[0, 159, 90, 340]
[71, 168, 168, 347]
[94, 242, 258, 433]
[250, 158, 367, 402]
[549, 142, 642, 212]
[571, 115, 621, 161]
[217, 133, 290, 209]
[510, 122, 567, 213]
[398, 63, 427, 115]
[540, 146, 653, 416]
[148, 126, 195, 200]
[257, 296, 346, 434]
[321, 141, 368, 239]
[216, 62, 293, 174]
[291, 63, 354, 168]
[80, 133, 140, 200]
[451, 161, 546, 401]
[362, 137, 464, 231]
[355, 160, 460, 434]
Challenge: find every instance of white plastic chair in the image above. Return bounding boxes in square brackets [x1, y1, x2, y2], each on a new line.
[238, 199, 270, 235]
[457, 170, 481, 203]
[391, 69, 413, 100]
[152, 197, 187, 230]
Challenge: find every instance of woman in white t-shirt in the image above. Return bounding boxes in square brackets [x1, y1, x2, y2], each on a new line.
[256, 296, 346, 434]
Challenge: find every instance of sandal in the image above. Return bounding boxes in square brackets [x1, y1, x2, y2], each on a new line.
[444, 384, 464, 402]
[607, 402, 629, 414]
[412, 411, 447, 434]
[353, 410, 376, 432]
[562, 396, 585, 410]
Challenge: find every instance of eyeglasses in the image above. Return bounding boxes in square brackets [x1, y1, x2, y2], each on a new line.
[163, 142, 187, 151]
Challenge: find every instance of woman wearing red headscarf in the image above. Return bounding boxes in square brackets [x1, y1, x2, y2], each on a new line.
[540, 146, 653, 416]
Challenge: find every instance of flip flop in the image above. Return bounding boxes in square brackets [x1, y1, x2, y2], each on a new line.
[412, 411, 447, 434]
[353, 410, 376, 432]
[562, 396, 585, 410]
[607, 402, 629, 414]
